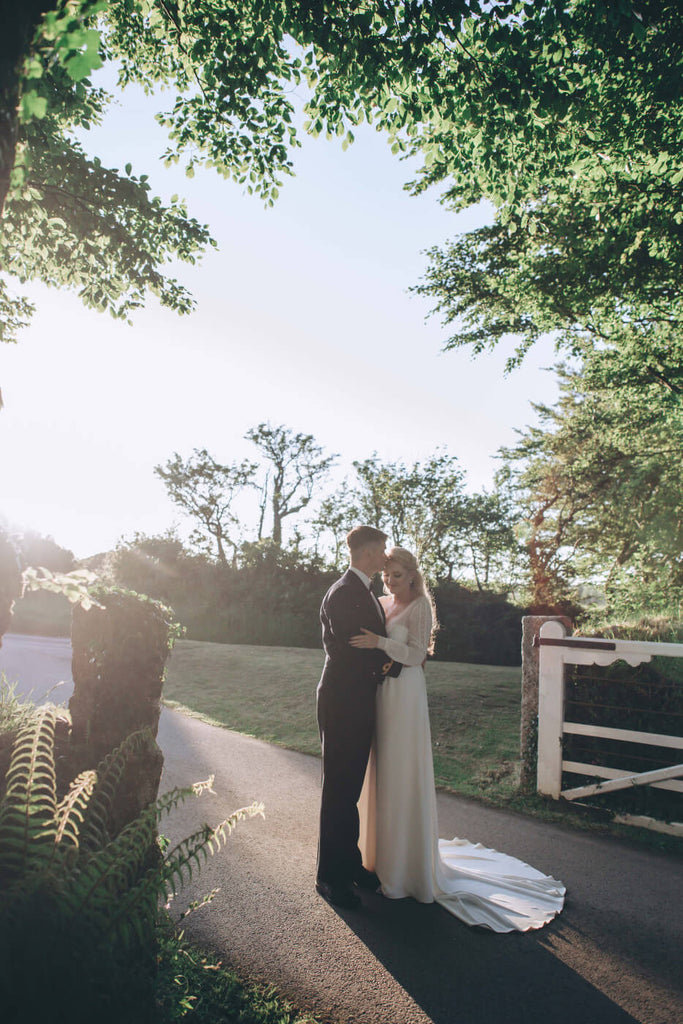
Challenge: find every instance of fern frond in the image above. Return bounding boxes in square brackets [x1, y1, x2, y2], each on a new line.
[62, 776, 197, 921]
[103, 803, 264, 949]
[55, 771, 97, 848]
[61, 814, 158, 925]
[79, 729, 154, 851]
[0, 706, 57, 884]
[162, 803, 265, 897]
[152, 778, 216, 824]
[65, 777, 221, 922]
[178, 887, 220, 920]
[100, 831, 206, 950]
[190, 775, 215, 797]
[205, 802, 265, 854]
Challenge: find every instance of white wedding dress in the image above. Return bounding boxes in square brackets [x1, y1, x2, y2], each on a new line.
[358, 595, 565, 932]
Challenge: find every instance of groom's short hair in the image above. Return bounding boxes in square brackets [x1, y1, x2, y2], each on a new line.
[346, 525, 388, 552]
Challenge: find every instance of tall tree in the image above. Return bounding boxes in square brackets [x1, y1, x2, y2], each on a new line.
[15, 529, 75, 572]
[245, 423, 336, 546]
[310, 490, 360, 570]
[501, 364, 683, 612]
[411, 1, 683, 390]
[459, 490, 521, 592]
[154, 449, 256, 566]
[344, 451, 470, 580]
[404, 2, 683, 613]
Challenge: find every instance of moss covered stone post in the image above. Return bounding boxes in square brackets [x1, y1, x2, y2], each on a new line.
[520, 614, 572, 793]
[69, 589, 176, 835]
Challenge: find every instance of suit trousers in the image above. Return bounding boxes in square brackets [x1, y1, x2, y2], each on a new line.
[316, 679, 376, 885]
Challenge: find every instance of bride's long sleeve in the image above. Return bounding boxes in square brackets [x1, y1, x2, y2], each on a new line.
[377, 596, 432, 667]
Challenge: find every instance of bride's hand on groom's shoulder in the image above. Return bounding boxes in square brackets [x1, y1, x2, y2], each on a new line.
[350, 628, 380, 649]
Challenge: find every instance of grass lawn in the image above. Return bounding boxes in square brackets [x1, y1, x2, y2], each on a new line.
[163, 640, 523, 801]
[163, 640, 683, 852]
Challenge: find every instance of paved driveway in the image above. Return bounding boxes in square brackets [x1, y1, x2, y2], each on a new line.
[2, 634, 682, 1024]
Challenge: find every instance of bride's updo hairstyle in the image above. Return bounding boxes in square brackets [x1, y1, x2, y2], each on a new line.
[384, 547, 439, 655]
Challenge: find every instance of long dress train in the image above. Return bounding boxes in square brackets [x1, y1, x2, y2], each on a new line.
[358, 595, 565, 933]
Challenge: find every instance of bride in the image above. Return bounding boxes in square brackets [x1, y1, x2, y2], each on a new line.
[350, 547, 565, 933]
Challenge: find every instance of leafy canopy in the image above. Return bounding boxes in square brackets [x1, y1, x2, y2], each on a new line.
[9, 1, 672, 348]
[2, 0, 476, 342]
[412, 1, 683, 385]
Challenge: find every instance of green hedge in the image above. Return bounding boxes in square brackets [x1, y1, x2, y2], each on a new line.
[13, 557, 528, 665]
[432, 583, 524, 666]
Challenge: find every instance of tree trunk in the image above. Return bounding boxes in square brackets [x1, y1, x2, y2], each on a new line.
[271, 467, 284, 545]
[215, 529, 228, 567]
[471, 547, 482, 591]
[257, 472, 269, 541]
[272, 496, 282, 545]
[69, 591, 172, 835]
[0, 79, 19, 216]
[0, 3, 54, 215]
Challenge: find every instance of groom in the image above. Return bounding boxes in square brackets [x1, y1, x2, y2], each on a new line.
[315, 524, 401, 909]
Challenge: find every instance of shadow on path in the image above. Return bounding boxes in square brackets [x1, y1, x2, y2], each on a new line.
[339, 893, 640, 1024]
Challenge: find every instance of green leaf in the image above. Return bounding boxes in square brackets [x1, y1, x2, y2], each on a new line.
[65, 51, 103, 82]
[20, 91, 48, 121]
[23, 58, 44, 81]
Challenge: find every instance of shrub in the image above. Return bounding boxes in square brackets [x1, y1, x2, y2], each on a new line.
[6, 588, 72, 637]
[432, 583, 525, 666]
[0, 705, 263, 1024]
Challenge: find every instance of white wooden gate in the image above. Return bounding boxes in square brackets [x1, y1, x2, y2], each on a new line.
[536, 620, 683, 836]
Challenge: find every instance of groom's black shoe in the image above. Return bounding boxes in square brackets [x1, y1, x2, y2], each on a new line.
[315, 880, 362, 909]
[353, 867, 380, 890]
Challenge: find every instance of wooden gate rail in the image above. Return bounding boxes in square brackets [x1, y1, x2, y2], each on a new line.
[536, 620, 683, 836]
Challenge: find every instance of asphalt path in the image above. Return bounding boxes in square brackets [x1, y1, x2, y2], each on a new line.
[1, 634, 682, 1024]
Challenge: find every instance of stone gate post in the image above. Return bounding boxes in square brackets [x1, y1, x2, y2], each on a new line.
[520, 614, 572, 792]
[69, 589, 176, 835]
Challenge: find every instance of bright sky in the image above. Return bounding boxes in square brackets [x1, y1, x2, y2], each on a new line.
[2, 74, 559, 559]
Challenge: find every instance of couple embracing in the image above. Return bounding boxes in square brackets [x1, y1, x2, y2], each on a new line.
[315, 525, 566, 933]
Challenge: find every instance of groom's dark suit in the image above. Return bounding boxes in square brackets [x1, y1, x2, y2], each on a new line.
[316, 569, 401, 888]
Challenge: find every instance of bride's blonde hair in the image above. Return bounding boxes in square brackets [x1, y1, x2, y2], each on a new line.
[384, 547, 439, 655]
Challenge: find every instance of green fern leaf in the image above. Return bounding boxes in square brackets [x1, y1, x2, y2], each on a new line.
[0, 706, 58, 884]
[55, 770, 97, 848]
[161, 803, 265, 897]
[103, 803, 263, 948]
[79, 729, 154, 851]
[61, 815, 157, 925]
[0, 702, 265, 969]
[150, 778, 215, 824]
[66, 779, 215, 923]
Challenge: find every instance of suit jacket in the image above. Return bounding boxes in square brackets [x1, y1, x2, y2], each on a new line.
[318, 569, 401, 694]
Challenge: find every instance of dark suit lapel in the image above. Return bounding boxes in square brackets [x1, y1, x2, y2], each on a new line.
[344, 568, 385, 633]
[372, 585, 387, 628]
